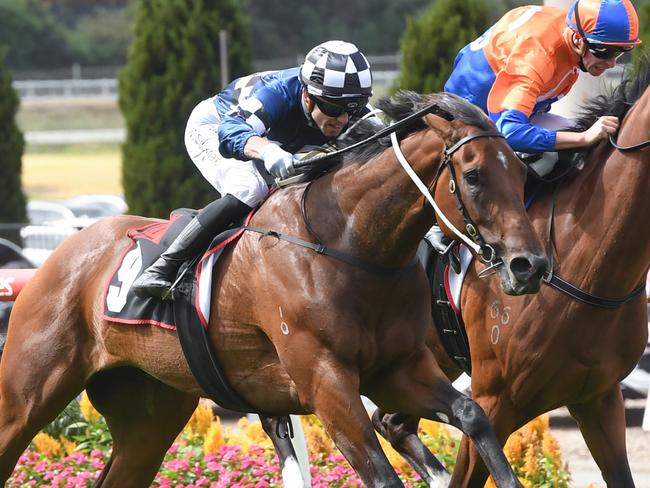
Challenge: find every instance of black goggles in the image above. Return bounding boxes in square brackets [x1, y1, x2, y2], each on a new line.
[311, 96, 367, 118]
[587, 42, 633, 60]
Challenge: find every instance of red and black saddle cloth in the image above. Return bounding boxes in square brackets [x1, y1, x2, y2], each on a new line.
[101, 209, 195, 329]
[101, 208, 256, 412]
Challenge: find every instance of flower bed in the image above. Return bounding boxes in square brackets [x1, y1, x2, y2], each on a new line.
[9, 393, 570, 487]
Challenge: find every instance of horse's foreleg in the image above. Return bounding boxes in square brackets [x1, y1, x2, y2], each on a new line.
[376, 347, 521, 488]
[371, 409, 449, 486]
[260, 415, 311, 488]
[279, 348, 405, 487]
[568, 386, 635, 487]
[446, 393, 520, 488]
[86, 367, 198, 487]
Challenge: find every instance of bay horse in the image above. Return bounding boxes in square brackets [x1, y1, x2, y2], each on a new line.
[373, 65, 650, 487]
[0, 92, 547, 487]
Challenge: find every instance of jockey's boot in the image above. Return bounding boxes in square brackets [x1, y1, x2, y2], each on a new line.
[132, 194, 252, 299]
[424, 224, 452, 254]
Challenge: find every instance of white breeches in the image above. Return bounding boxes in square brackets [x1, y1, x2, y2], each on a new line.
[184, 99, 269, 207]
[527, 112, 574, 176]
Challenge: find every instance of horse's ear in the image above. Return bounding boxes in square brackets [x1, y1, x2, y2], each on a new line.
[423, 113, 453, 139]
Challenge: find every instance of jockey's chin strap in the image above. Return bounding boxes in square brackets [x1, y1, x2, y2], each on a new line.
[390, 127, 504, 264]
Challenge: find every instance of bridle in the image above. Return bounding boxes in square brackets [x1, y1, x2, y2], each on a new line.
[389, 127, 504, 263]
[247, 102, 509, 273]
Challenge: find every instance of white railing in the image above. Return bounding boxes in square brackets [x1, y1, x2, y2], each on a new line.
[13, 78, 118, 100]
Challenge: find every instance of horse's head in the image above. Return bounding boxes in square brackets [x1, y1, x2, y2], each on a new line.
[380, 92, 548, 295]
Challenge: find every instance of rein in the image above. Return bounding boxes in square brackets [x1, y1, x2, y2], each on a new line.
[540, 128, 650, 307]
[608, 133, 650, 152]
[250, 101, 504, 273]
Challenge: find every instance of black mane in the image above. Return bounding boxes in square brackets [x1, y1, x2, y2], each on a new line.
[573, 54, 650, 131]
[334, 90, 497, 163]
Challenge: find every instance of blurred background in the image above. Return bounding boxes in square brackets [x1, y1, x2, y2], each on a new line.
[0, 0, 648, 471]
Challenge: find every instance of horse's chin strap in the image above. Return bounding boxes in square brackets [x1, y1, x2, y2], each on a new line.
[389, 128, 502, 263]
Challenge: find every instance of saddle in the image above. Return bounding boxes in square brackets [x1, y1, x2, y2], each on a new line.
[102, 209, 257, 413]
[418, 241, 473, 375]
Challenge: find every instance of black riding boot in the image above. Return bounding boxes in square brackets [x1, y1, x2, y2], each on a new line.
[132, 194, 252, 299]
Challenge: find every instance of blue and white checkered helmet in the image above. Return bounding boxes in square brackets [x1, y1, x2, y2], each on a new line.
[300, 41, 373, 100]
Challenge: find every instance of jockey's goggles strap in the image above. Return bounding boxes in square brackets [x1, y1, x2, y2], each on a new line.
[294, 102, 454, 170]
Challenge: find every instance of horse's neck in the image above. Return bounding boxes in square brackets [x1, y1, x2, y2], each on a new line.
[553, 116, 650, 289]
[320, 132, 438, 267]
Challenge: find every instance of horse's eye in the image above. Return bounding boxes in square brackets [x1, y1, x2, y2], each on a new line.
[463, 169, 480, 187]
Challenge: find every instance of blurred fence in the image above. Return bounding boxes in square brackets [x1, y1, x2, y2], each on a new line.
[12, 56, 401, 101]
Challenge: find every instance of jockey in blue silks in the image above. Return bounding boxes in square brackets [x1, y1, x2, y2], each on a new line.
[134, 40, 382, 298]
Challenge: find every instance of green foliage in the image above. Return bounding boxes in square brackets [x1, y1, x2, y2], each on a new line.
[396, 0, 489, 93]
[42, 399, 87, 439]
[0, 0, 72, 70]
[633, 2, 650, 69]
[0, 47, 27, 223]
[64, 5, 135, 66]
[119, 0, 251, 217]
[244, 0, 432, 59]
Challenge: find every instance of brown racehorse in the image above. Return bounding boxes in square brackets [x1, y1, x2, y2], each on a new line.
[373, 66, 650, 487]
[0, 92, 548, 488]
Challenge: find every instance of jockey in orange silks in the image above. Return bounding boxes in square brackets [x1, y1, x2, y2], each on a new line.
[425, 0, 641, 252]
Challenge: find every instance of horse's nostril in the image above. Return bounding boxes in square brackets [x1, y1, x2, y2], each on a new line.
[510, 257, 532, 280]
[509, 255, 549, 282]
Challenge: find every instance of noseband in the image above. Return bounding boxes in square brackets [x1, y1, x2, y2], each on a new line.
[390, 128, 505, 263]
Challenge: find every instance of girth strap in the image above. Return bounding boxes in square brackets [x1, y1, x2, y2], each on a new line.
[244, 226, 418, 275]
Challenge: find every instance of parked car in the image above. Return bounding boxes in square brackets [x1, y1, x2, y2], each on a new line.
[64, 194, 128, 220]
[21, 195, 127, 267]
[0, 238, 34, 268]
[26, 200, 75, 226]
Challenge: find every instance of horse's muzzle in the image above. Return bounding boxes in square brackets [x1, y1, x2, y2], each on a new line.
[501, 252, 549, 295]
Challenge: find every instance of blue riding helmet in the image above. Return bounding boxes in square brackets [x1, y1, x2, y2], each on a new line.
[566, 0, 641, 47]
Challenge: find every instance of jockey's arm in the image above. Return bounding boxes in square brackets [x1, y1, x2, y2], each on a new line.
[554, 116, 619, 149]
[217, 83, 291, 161]
[242, 135, 274, 160]
[495, 109, 619, 152]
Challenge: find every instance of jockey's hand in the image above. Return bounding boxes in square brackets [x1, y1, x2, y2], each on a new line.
[583, 115, 619, 145]
[261, 144, 297, 180]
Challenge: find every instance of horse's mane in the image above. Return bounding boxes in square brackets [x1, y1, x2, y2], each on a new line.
[573, 54, 650, 131]
[335, 90, 497, 163]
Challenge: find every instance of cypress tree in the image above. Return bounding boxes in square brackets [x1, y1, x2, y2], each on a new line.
[119, 0, 250, 218]
[0, 47, 26, 223]
[396, 0, 489, 93]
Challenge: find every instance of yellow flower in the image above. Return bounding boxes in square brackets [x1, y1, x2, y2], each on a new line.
[300, 415, 335, 456]
[59, 436, 77, 456]
[185, 400, 214, 439]
[203, 417, 224, 455]
[377, 435, 412, 475]
[420, 419, 445, 439]
[32, 433, 62, 457]
[79, 391, 101, 423]
[522, 443, 539, 478]
[541, 429, 561, 460]
[503, 432, 524, 464]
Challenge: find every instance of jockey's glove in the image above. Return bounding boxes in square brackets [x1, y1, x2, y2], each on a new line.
[261, 144, 297, 180]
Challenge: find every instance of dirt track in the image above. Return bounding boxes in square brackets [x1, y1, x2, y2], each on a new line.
[549, 398, 650, 487]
